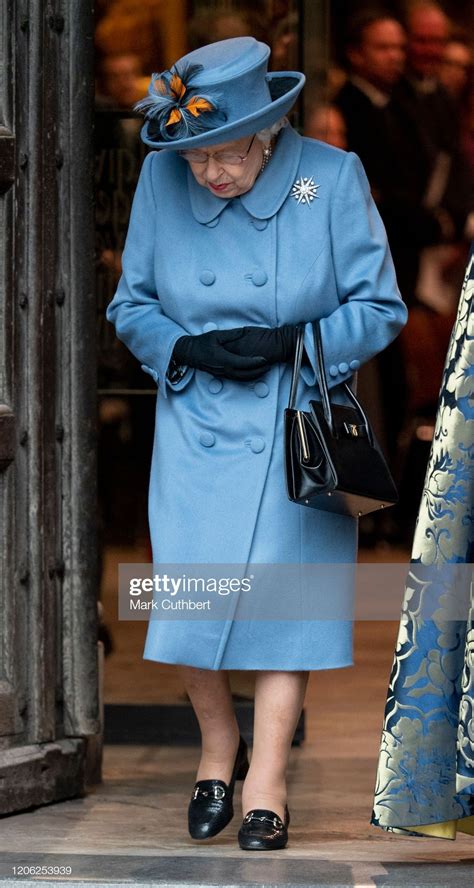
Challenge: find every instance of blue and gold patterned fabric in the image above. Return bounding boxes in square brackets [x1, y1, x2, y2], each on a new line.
[372, 246, 474, 839]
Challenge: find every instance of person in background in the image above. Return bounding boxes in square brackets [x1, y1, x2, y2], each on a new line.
[94, 0, 166, 76]
[95, 51, 148, 158]
[97, 52, 145, 110]
[439, 35, 472, 103]
[333, 11, 414, 524]
[270, 12, 299, 72]
[404, 0, 450, 85]
[334, 10, 425, 304]
[439, 35, 473, 201]
[187, 8, 268, 51]
[397, 1, 472, 314]
[305, 102, 347, 150]
[397, 1, 471, 258]
[389, 2, 472, 542]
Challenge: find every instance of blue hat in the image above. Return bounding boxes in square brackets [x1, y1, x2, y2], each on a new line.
[135, 37, 305, 150]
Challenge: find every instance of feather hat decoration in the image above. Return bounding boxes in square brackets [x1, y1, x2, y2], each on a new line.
[134, 61, 227, 141]
[137, 38, 305, 150]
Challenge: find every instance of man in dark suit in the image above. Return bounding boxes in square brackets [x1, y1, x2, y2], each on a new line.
[395, 1, 471, 253]
[334, 11, 425, 532]
[335, 9, 448, 303]
[335, 5, 472, 541]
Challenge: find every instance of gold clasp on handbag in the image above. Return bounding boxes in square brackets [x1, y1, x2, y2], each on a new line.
[296, 410, 310, 462]
[344, 422, 359, 437]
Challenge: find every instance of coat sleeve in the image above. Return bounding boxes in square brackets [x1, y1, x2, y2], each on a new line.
[106, 151, 194, 398]
[300, 151, 408, 389]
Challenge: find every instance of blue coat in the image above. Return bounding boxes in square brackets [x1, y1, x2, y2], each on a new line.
[106, 123, 408, 670]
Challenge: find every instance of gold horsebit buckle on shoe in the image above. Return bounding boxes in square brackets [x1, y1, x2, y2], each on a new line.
[193, 785, 226, 800]
[243, 812, 283, 829]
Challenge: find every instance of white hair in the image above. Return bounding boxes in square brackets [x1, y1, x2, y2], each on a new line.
[255, 117, 288, 143]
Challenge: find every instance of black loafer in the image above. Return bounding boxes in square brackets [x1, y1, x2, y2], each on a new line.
[238, 804, 290, 850]
[188, 735, 249, 839]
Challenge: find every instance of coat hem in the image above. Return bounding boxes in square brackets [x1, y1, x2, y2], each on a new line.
[143, 653, 354, 671]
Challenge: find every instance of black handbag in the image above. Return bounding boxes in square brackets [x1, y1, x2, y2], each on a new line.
[284, 322, 398, 517]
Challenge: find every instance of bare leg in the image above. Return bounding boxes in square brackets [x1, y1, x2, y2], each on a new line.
[241, 670, 309, 821]
[179, 665, 241, 784]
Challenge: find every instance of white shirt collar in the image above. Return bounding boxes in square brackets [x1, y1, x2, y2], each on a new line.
[350, 75, 391, 109]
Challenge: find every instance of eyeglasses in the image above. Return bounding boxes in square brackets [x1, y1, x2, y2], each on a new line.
[178, 134, 256, 165]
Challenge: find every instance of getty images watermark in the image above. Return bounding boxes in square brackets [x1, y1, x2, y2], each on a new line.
[118, 563, 474, 622]
[129, 571, 252, 612]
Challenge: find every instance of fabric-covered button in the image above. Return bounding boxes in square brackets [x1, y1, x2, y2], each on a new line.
[202, 321, 218, 332]
[252, 218, 268, 230]
[199, 431, 216, 447]
[349, 359, 360, 371]
[329, 365, 339, 377]
[206, 218, 219, 228]
[254, 381, 269, 398]
[338, 362, 349, 374]
[251, 270, 268, 286]
[250, 436, 265, 453]
[200, 269, 216, 286]
[208, 378, 223, 394]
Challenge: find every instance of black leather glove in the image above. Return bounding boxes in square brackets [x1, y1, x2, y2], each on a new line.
[171, 328, 270, 381]
[221, 324, 299, 363]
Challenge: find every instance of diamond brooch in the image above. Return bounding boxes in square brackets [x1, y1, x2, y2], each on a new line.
[291, 176, 320, 205]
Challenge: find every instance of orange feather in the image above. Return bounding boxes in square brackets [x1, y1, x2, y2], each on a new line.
[166, 107, 182, 126]
[170, 74, 186, 100]
[186, 96, 213, 118]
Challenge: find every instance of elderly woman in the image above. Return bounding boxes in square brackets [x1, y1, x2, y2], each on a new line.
[106, 37, 407, 850]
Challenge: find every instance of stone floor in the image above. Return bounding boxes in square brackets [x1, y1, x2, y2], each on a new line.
[1, 622, 474, 886]
[1, 546, 473, 886]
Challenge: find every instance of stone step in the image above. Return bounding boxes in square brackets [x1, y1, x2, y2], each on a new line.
[2, 853, 474, 888]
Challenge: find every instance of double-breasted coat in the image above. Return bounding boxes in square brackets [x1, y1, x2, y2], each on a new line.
[106, 123, 408, 670]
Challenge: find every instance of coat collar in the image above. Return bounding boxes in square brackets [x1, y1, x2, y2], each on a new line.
[186, 124, 303, 223]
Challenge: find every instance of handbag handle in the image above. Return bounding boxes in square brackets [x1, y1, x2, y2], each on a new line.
[287, 325, 330, 421]
[288, 325, 306, 411]
[312, 320, 374, 443]
[312, 320, 334, 434]
[288, 321, 374, 444]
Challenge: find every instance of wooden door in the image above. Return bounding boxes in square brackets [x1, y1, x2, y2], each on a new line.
[0, 0, 100, 814]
